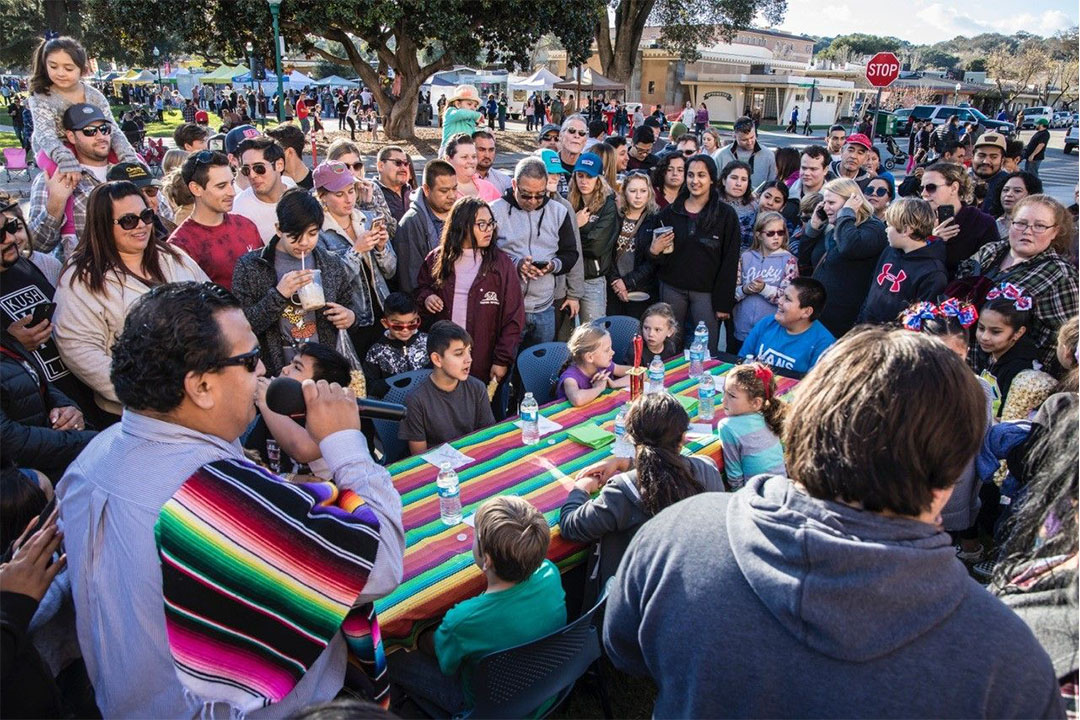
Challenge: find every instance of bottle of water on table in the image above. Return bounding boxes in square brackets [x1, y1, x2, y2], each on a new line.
[437, 462, 462, 525]
[613, 406, 633, 458]
[520, 392, 540, 445]
[698, 374, 716, 422]
[646, 355, 665, 394]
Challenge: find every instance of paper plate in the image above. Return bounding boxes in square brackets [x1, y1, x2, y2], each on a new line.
[626, 291, 650, 302]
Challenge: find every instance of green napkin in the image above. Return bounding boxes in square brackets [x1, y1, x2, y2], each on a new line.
[675, 393, 699, 414]
[568, 422, 616, 449]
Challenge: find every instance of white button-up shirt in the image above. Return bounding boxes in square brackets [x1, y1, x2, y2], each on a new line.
[57, 411, 403, 718]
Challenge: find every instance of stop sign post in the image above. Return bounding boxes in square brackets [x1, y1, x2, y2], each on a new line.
[865, 51, 901, 141]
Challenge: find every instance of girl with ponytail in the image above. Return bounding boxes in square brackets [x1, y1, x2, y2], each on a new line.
[717, 363, 787, 490]
[559, 393, 724, 595]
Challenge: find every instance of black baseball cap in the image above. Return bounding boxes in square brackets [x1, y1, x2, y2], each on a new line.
[107, 162, 161, 188]
[63, 103, 110, 130]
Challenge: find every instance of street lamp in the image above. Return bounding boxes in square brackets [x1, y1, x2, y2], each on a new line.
[245, 41, 255, 94]
[153, 45, 161, 92]
[955, 82, 961, 105]
[267, 0, 285, 122]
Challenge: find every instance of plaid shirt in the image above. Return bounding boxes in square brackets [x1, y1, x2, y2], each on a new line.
[181, 103, 196, 123]
[27, 166, 103, 258]
[956, 240, 1078, 367]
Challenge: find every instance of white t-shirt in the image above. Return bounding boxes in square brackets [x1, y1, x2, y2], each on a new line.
[84, 164, 108, 183]
[229, 177, 297, 243]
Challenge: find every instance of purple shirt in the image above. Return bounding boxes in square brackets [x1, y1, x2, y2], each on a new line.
[556, 362, 615, 401]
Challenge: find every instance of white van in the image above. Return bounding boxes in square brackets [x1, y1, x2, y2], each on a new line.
[1019, 106, 1054, 129]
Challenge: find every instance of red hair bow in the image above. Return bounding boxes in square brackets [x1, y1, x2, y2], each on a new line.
[753, 363, 774, 399]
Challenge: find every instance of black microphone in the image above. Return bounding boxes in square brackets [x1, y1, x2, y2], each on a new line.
[265, 376, 407, 422]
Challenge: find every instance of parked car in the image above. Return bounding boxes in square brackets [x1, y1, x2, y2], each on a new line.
[1065, 123, 1078, 155]
[902, 104, 1015, 137]
[1019, 106, 1054, 129]
[1052, 110, 1072, 128]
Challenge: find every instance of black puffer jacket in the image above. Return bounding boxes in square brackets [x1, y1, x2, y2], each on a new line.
[1, 343, 96, 478]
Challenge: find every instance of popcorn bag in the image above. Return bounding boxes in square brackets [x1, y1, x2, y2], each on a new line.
[335, 330, 367, 399]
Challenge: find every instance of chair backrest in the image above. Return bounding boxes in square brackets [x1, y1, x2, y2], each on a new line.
[372, 368, 431, 465]
[595, 315, 640, 365]
[3, 147, 27, 169]
[516, 342, 570, 407]
[469, 582, 610, 719]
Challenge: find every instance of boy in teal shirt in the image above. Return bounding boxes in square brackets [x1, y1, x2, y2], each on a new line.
[388, 496, 566, 714]
[441, 84, 483, 148]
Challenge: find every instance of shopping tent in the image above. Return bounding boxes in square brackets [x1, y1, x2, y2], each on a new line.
[511, 67, 561, 90]
[287, 70, 316, 89]
[201, 64, 248, 84]
[316, 75, 359, 88]
[553, 68, 625, 93]
[127, 69, 160, 85]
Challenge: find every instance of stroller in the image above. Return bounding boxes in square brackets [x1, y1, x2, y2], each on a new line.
[874, 135, 908, 170]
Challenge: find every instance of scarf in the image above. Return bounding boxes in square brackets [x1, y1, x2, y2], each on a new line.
[155, 458, 387, 716]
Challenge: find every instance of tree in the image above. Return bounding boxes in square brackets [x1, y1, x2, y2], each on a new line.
[595, 0, 786, 86]
[818, 33, 903, 61]
[81, 0, 601, 139]
[0, 0, 86, 69]
[966, 58, 987, 72]
[987, 41, 1050, 109]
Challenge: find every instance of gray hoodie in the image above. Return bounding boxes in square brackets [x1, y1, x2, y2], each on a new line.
[604, 475, 1064, 719]
[491, 192, 579, 314]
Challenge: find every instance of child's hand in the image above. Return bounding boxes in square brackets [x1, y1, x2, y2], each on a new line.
[590, 369, 611, 388]
[573, 473, 604, 495]
[744, 278, 765, 294]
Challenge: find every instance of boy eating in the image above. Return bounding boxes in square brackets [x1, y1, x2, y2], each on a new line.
[857, 197, 948, 324]
[387, 496, 566, 715]
[741, 277, 835, 374]
[363, 292, 430, 398]
[399, 320, 495, 454]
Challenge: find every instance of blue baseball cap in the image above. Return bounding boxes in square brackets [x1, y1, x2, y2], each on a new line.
[539, 149, 567, 175]
[225, 124, 261, 155]
[573, 152, 602, 178]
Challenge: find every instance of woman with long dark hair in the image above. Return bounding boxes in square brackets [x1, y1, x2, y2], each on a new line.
[651, 154, 741, 353]
[718, 159, 758, 250]
[415, 197, 524, 387]
[651, 152, 685, 209]
[53, 181, 206, 419]
[560, 392, 723, 596]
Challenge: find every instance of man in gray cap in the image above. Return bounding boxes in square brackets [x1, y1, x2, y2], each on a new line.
[28, 103, 118, 258]
[537, 123, 561, 152]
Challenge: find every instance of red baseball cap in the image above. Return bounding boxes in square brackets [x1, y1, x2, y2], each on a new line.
[846, 133, 872, 150]
[194, 110, 209, 124]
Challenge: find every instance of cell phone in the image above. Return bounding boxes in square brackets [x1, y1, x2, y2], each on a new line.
[936, 205, 956, 223]
[531, 260, 550, 270]
[29, 302, 57, 326]
[815, 206, 828, 222]
[0, 495, 56, 564]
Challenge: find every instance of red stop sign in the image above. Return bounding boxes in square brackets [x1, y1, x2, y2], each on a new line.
[865, 52, 901, 88]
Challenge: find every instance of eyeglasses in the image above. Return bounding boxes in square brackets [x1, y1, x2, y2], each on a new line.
[1012, 220, 1057, 234]
[760, 229, 786, 237]
[340, 161, 364, 172]
[517, 192, 547, 201]
[214, 347, 261, 373]
[386, 319, 421, 332]
[920, 183, 940, 194]
[564, 128, 587, 137]
[384, 158, 410, 167]
[79, 124, 112, 137]
[240, 162, 272, 176]
[142, 186, 160, 197]
[113, 208, 156, 230]
[865, 187, 891, 197]
[474, 219, 498, 231]
[0, 217, 23, 240]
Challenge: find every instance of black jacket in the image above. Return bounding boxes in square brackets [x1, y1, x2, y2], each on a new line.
[578, 193, 619, 280]
[606, 211, 662, 297]
[1, 592, 62, 719]
[652, 193, 742, 313]
[0, 343, 96, 478]
[857, 241, 949, 324]
[976, 334, 1041, 417]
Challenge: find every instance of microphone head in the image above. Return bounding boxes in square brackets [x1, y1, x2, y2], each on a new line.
[265, 376, 306, 418]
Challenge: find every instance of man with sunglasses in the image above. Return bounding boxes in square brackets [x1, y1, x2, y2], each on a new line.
[231, 137, 291, 243]
[555, 114, 589, 198]
[537, 123, 561, 152]
[715, 116, 777, 190]
[170, 151, 261, 290]
[57, 281, 404, 717]
[28, 103, 117, 258]
[375, 145, 413, 222]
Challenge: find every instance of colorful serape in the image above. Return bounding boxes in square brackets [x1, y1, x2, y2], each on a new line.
[155, 458, 387, 714]
[377, 357, 799, 648]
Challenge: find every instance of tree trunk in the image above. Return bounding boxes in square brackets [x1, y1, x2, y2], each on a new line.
[384, 90, 420, 140]
[602, 0, 655, 85]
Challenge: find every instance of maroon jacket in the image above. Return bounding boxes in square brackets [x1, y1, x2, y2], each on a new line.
[415, 248, 525, 382]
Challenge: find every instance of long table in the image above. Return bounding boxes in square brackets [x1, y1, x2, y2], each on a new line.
[375, 355, 800, 648]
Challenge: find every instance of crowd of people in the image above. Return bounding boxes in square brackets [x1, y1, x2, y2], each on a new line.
[1, 33, 1079, 719]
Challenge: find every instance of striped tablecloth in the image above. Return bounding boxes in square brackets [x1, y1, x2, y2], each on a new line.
[375, 355, 799, 648]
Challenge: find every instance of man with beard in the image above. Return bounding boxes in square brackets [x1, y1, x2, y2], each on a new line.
[472, 130, 512, 196]
[971, 132, 1009, 217]
[828, 133, 871, 182]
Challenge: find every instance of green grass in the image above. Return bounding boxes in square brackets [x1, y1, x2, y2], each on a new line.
[0, 131, 20, 149]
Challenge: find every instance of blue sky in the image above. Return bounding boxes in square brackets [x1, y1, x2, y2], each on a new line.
[771, 0, 1078, 44]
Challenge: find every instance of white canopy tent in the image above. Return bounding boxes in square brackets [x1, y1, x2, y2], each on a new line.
[315, 75, 359, 88]
[507, 67, 561, 115]
[288, 70, 316, 89]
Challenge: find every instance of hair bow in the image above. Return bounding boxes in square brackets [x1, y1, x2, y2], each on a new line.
[985, 282, 1032, 311]
[900, 301, 941, 331]
[938, 298, 978, 328]
[44, 30, 59, 41]
[753, 363, 774, 399]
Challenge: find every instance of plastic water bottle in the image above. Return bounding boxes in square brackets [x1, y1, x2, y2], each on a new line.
[520, 392, 540, 445]
[613, 406, 633, 458]
[698, 374, 716, 422]
[689, 321, 708, 378]
[436, 463, 462, 525]
[694, 322, 709, 356]
[646, 356, 665, 394]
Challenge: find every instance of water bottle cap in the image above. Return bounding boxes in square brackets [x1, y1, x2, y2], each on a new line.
[524, 392, 533, 399]
[440, 461, 452, 471]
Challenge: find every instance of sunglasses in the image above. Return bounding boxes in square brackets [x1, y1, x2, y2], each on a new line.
[79, 124, 112, 137]
[760, 229, 786, 237]
[214, 347, 261, 373]
[386, 319, 421, 331]
[920, 183, 940, 193]
[240, 162, 273, 176]
[0, 217, 23, 240]
[681, 149, 695, 156]
[113, 208, 156, 230]
[865, 187, 891, 197]
[192, 149, 216, 164]
[342, 161, 364, 172]
[518, 192, 547, 201]
[541, 135, 559, 143]
[384, 158, 410, 167]
[564, 128, 587, 137]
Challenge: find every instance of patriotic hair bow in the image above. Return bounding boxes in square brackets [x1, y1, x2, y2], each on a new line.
[900, 301, 941, 331]
[938, 298, 978, 328]
[985, 282, 1033, 311]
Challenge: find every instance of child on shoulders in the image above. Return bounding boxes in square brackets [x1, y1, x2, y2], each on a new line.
[741, 277, 835, 374]
[399, 321, 494, 454]
[733, 211, 798, 352]
[716, 363, 787, 490]
[362, 292, 429, 398]
[387, 496, 566, 716]
[621, 302, 679, 365]
[557, 323, 630, 406]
